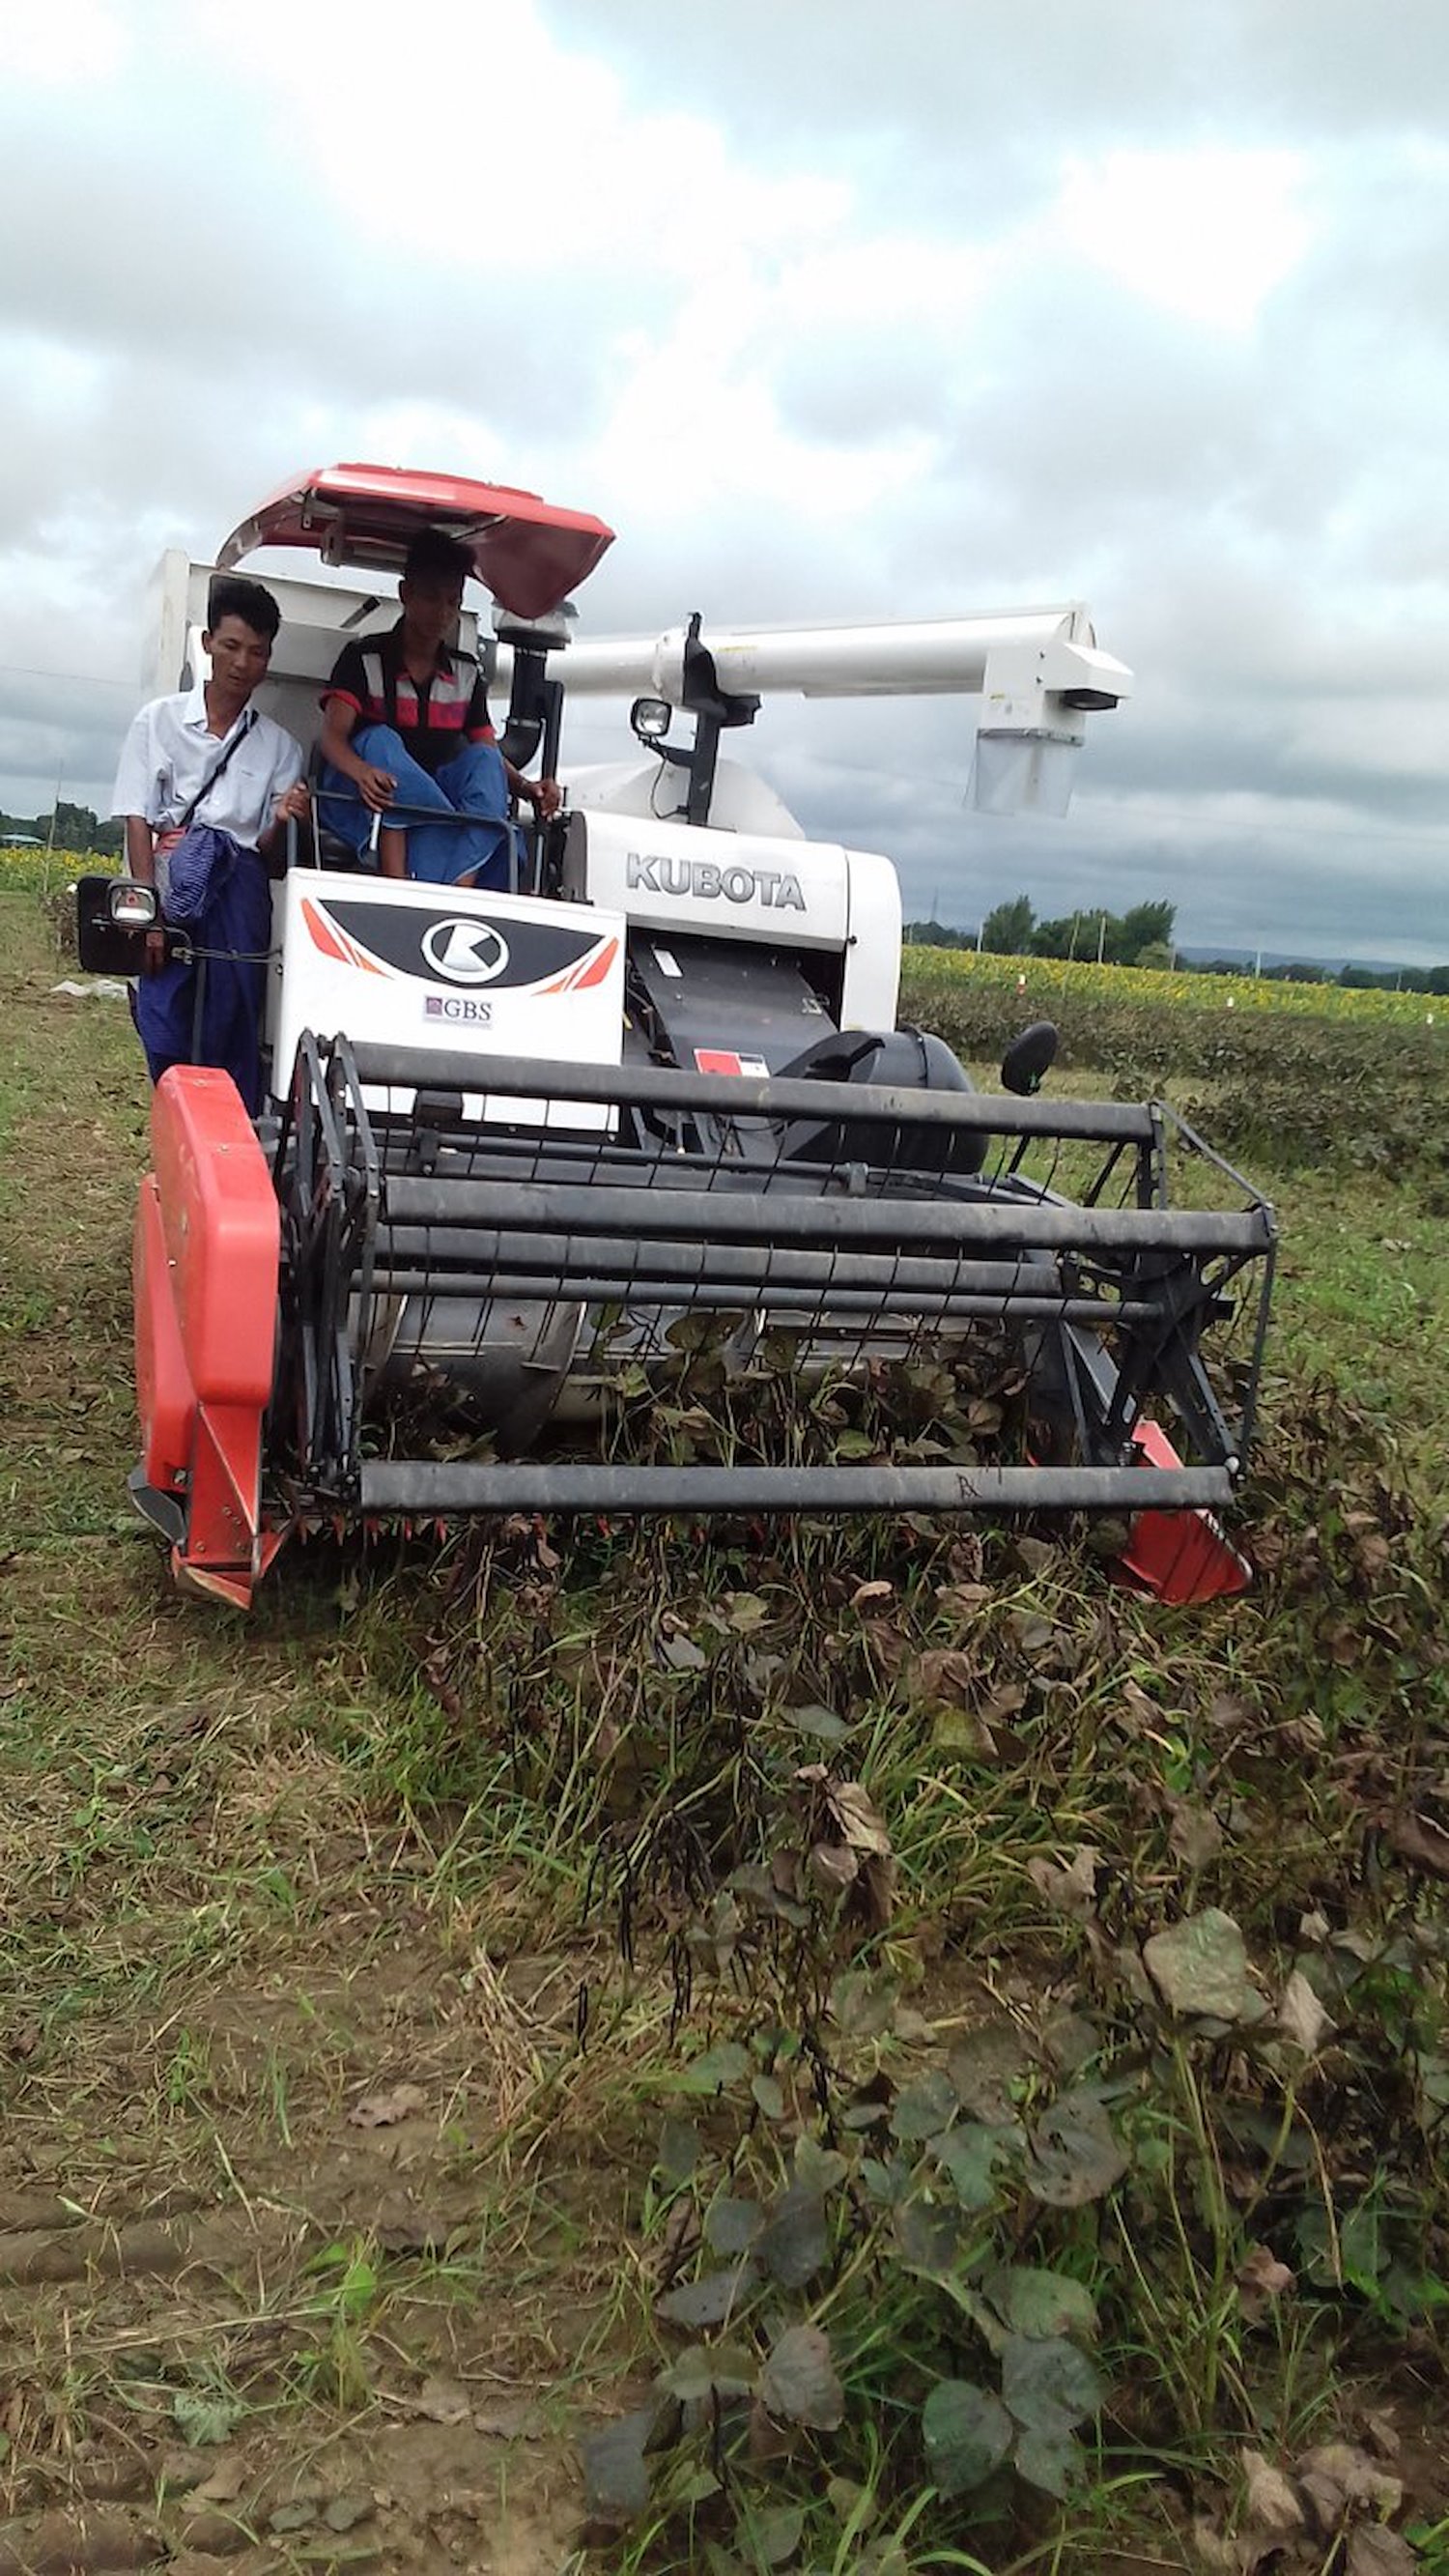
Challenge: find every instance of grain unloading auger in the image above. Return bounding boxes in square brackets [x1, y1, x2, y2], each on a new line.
[90, 464, 1275, 1608]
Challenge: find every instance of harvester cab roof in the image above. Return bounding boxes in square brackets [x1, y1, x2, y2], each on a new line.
[214, 462, 615, 615]
[95, 461, 1273, 1612]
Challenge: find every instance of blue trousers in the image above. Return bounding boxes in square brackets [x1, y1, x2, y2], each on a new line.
[132, 844, 271, 1115]
[320, 725, 510, 887]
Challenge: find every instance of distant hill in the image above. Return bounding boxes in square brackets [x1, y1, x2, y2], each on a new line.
[1176, 944, 1415, 978]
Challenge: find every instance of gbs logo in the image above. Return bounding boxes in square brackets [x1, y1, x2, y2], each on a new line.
[425, 994, 493, 1023]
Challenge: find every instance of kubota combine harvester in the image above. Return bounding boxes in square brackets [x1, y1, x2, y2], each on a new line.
[79, 464, 1275, 1608]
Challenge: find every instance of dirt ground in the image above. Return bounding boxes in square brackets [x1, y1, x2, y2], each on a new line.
[0, 930, 633, 2572]
[0, 1566, 621, 2572]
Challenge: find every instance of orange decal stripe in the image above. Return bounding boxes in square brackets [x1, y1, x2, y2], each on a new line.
[300, 897, 387, 976]
[567, 935, 619, 992]
[301, 895, 351, 962]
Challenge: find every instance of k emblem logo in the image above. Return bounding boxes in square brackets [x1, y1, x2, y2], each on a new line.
[420, 918, 511, 985]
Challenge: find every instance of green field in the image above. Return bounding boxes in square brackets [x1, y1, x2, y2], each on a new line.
[1, 896, 1446, 2575]
[902, 942, 1446, 1024]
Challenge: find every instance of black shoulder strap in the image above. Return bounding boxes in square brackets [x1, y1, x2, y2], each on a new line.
[178, 706, 257, 831]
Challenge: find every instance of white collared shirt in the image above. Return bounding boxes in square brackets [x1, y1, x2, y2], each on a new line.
[110, 683, 302, 850]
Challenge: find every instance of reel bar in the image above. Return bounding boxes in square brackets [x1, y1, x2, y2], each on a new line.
[381, 1173, 1271, 1259]
[358, 1459, 1237, 1515]
[349, 1044, 1165, 1144]
[375, 1225, 1173, 1305]
[374, 1274, 1161, 1325]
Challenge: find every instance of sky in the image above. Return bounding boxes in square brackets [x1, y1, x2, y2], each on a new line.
[2, 0, 1448, 962]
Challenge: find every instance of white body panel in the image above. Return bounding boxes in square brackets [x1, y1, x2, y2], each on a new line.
[563, 809, 847, 951]
[560, 811, 902, 1030]
[269, 870, 625, 1125]
[564, 754, 806, 839]
[840, 847, 903, 1030]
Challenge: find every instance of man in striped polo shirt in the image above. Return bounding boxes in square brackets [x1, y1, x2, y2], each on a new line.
[318, 528, 559, 886]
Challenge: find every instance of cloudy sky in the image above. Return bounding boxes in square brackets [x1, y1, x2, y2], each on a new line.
[3, 0, 1448, 961]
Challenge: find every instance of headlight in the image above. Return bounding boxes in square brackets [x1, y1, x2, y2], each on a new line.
[108, 880, 158, 930]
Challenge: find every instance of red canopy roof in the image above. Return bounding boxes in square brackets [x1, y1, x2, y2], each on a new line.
[216, 463, 614, 621]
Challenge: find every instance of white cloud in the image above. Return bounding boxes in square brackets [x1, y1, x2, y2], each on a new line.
[187, 0, 846, 282]
[1, 1, 1448, 965]
[1056, 147, 1314, 329]
[0, 0, 129, 84]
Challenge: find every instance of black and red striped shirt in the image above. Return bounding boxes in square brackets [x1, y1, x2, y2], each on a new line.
[322, 621, 496, 777]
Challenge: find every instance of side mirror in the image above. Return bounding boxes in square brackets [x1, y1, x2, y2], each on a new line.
[630, 695, 672, 744]
[1000, 1019, 1059, 1096]
[108, 879, 157, 930]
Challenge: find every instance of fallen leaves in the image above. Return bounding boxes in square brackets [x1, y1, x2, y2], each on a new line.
[1295, 2443, 1404, 2529]
[794, 1767, 896, 1927]
[1344, 2531, 1417, 2576]
[1277, 1968, 1334, 2056]
[827, 1779, 893, 1860]
[1235, 2244, 1294, 2322]
[1240, 2448, 1304, 2546]
[1378, 1806, 1449, 1881]
[1026, 1844, 1100, 1919]
[1194, 2438, 1418, 2573]
[188, 2453, 244, 2507]
[411, 2374, 472, 2425]
[347, 2081, 428, 2130]
[1163, 1792, 1226, 1872]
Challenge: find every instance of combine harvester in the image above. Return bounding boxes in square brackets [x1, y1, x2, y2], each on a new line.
[79, 464, 1275, 1609]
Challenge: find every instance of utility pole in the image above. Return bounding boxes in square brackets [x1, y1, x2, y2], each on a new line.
[43, 768, 64, 894]
[1096, 911, 1107, 964]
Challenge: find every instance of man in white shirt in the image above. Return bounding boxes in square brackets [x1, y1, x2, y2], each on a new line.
[111, 575, 309, 1110]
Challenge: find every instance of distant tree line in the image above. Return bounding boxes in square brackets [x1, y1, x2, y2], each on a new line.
[902, 893, 1449, 991]
[0, 801, 124, 856]
[904, 895, 1175, 966]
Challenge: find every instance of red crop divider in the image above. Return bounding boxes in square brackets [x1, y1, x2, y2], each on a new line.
[137, 1068, 282, 1608]
[1115, 1420, 1251, 1604]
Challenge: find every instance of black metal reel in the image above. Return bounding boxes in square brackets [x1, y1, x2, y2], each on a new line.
[270, 1034, 379, 1493]
[270, 1038, 1273, 1520]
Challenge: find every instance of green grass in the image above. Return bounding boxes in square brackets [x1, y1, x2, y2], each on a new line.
[1, 890, 1446, 2573]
